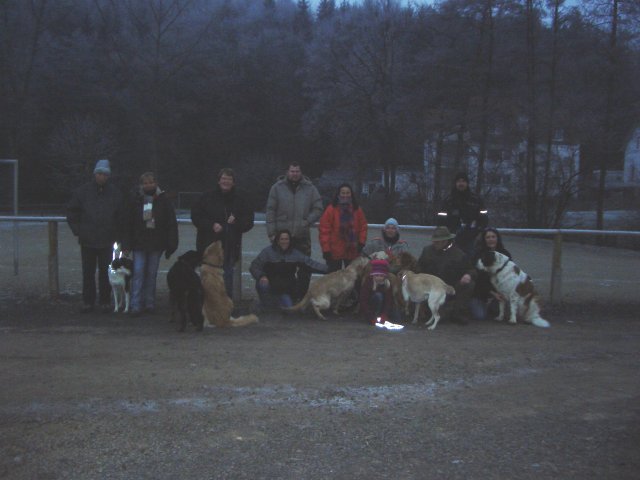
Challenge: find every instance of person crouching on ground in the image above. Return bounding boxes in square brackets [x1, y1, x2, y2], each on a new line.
[359, 259, 397, 325]
[250, 229, 328, 309]
[362, 217, 409, 273]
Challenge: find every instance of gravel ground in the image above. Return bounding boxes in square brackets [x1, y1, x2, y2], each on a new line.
[1, 222, 639, 479]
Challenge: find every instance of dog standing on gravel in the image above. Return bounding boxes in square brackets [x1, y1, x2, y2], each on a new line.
[285, 255, 369, 320]
[399, 270, 455, 330]
[476, 250, 550, 328]
[167, 250, 204, 332]
[108, 255, 133, 314]
[200, 241, 258, 328]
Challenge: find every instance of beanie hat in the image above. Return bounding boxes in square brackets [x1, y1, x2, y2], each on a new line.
[384, 218, 399, 229]
[370, 259, 389, 276]
[93, 159, 111, 175]
[454, 171, 469, 183]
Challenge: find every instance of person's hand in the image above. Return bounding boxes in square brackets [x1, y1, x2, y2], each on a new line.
[490, 291, 506, 302]
[259, 276, 269, 288]
[323, 251, 332, 262]
[460, 273, 472, 285]
[227, 214, 236, 224]
[213, 222, 223, 233]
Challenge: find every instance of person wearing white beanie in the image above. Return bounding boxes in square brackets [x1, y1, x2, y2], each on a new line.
[362, 217, 409, 272]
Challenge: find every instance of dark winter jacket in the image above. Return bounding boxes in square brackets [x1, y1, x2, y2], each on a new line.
[126, 186, 178, 255]
[249, 244, 327, 295]
[417, 242, 476, 287]
[190, 186, 254, 260]
[437, 188, 488, 234]
[66, 181, 126, 248]
[265, 175, 323, 240]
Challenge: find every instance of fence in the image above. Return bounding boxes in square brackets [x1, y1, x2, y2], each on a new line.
[2, 215, 640, 305]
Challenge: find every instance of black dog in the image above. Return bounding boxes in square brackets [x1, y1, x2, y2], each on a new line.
[167, 250, 204, 332]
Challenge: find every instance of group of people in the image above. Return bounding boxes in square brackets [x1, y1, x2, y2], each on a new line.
[67, 159, 508, 327]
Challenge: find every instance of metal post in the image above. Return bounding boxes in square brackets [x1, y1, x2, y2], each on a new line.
[48, 221, 59, 300]
[549, 231, 563, 304]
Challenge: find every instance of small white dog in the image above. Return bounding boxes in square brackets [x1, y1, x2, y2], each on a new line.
[399, 270, 455, 330]
[476, 251, 550, 328]
[108, 243, 133, 313]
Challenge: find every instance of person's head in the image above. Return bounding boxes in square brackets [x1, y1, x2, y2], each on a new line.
[217, 168, 235, 193]
[383, 218, 399, 238]
[273, 229, 292, 251]
[93, 159, 111, 186]
[286, 162, 302, 183]
[431, 226, 456, 251]
[453, 172, 470, 193]
[333, 183, 359, 208]
[481, 227, 504, 252]
[369, 259, 389, 285]
[140, 172, 157, 194]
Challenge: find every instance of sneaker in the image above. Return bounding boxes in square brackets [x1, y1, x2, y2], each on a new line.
[80, 304, 94, 314]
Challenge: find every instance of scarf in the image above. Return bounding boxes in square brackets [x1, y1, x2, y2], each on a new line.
[142, 188, 157, 229]
[338, 201, 357, 258]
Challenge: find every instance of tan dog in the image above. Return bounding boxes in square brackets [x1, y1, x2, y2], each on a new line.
[285, 256, 369, 320]
[399, 271, 455, 330]
[200, 241, 258, 328]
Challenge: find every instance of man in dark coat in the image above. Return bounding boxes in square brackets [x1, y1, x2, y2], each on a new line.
[417, 226, 476, 324]
[436, 172, 488, 257]
[191, 168, 254, 297]
[66, 159, 126, 313]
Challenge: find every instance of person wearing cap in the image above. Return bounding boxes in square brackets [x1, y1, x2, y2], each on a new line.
[362, 217, 409, 272]
[249, 229, 328, 310]
[67, 159, 127, 313]
[436, 172, 488, 258]
[265, 163, 323, 298]
[359, 259, 397, 325]
[417, 226, 476, 324]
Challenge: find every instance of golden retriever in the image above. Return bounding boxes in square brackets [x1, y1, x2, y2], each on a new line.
[200, 241, 258, 328]
[399, 270, 455, 330]
[285, 255, 369, 320]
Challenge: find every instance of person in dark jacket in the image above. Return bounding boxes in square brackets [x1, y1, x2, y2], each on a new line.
[66, 159, 126, 313]
[125, 172, 178, 316]
[191, 168, 254, 297]
[250, 229, 328, 309]
[417, 226, 476, 324]
[470, 227, 511, 321]
[436, 172, 488, 258]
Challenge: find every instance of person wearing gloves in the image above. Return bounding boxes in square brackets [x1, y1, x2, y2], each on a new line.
[362, 217, 409, 272]
[318, 183, 368, 272]
[126, 171, 178, 316]
[250, 229, 328, 309]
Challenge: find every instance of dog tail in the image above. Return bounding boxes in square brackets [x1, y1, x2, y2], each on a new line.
[229, 314, 259, 327]
[446, 284, 456, 296]
[525, 295, 550, 328]
[282, 292, 311, 313]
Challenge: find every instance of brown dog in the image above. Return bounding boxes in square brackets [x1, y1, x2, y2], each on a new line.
[200, 241, 258, 328]
[285, 255, 369, 320]
[399, 270, 455, 330]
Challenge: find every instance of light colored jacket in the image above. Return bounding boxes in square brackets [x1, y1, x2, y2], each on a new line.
[265, 175, 323, 239]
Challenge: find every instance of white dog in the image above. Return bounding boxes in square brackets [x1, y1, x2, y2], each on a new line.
[108, 244, 133, 313]
[476, 251, 550, 328]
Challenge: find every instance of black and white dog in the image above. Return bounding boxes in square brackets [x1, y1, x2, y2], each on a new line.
[108, 243, 133, 313]
[167, 250, 204, 332]
[476, 250, 550, 328]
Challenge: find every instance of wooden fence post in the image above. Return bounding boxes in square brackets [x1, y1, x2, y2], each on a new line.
[48, 221, 59, 300]
[549, 232, 562, 304]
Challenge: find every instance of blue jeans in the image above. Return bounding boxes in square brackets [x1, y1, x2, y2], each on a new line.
[131, 249, 162, 312]
[256, 281, 293, 308]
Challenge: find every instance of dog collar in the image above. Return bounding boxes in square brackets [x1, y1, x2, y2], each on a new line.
[495, 258, 511, 274]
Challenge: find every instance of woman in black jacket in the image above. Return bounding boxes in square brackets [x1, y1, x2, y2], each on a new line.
[127, 172, 178, 315]
[470, 227, 511, 321]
